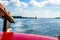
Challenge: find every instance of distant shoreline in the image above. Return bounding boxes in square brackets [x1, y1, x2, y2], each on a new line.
[12, 16, 37, 19]
[55, 17, 60, 19]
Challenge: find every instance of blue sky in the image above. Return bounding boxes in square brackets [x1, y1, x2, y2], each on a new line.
[0, 0, 60, 18]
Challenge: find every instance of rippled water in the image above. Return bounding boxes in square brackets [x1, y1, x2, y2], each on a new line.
[0, 18, 60, 37]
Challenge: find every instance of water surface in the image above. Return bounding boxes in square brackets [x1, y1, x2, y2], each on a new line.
[0, 18, 60, 37]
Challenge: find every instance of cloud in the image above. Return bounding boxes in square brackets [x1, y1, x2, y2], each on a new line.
[1, 0, 60, 8]
[19, 10, 30, 17]
[30, 0, 41, 7]
[48, 0, 60, 5]
[0, 0, 60, 18]
[10, 0, 28, 7]
[40, 10, 60, 18]
[19, 9, 60, 18]
[0, 1, 9, 6]
[29, 0, 60, 8]
[21, 2, 28, 7]
[29, 0, 48, 7]
[13, 6, 60, 18]
[10, 0, 21, 7]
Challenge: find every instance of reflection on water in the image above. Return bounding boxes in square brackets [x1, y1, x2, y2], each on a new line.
[0, 18, 60, 36]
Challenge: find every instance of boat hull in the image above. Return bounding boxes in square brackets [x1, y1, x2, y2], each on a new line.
[0, 32, 58, 40]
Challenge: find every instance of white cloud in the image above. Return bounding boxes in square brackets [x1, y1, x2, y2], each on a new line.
[0, 1, 9, 6]
[20, 9, 60, 18]
[30, 0, 40, 7]
[10, 0, 21, 7]
[40, 10, 60, 18]
[20, 10, 30, 17]
[21, 2, 28, 7]
[29, 0, 48, 7]
[40, 10, 52, 18]
[10, 0, 28, 7]
[54, 12, 60, 17]
[48, 0, 60, 5]
[29, 0, 60, 8]
[13, 6, 60, 18]
[0, 0, 60, 18]
[40, 1, 48, 7]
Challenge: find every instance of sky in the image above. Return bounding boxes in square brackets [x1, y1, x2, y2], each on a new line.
[0, 0, 60, 18]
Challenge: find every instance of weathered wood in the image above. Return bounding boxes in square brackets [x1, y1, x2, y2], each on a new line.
[0, 3, 15, 32]
[0, 3, 14, 23]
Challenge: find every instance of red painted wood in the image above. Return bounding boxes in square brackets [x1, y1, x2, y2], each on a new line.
[58, 36, 60, 40]
[0, 32, 58, 40]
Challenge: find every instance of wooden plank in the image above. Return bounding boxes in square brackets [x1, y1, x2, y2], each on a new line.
[0, 3, 14, 23]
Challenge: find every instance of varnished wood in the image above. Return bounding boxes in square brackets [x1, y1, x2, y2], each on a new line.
[0, 3, 14, 32]
[0, 3, 14, 23]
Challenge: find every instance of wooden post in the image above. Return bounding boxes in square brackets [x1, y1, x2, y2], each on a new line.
[3, 18, 8, 32]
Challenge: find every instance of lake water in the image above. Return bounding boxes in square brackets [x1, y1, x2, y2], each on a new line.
[0, 18, 60, 37]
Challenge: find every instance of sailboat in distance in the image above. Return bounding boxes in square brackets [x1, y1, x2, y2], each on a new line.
[0, 3, 58, 40]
